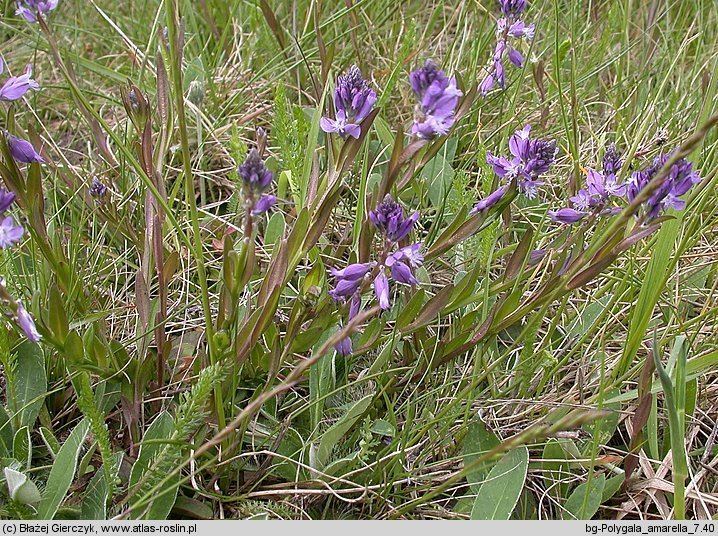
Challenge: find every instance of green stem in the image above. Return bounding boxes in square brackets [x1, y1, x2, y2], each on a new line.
[165, 0, 225, 431]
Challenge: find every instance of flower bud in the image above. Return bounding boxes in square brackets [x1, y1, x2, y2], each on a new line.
[187, 80, 205, 107]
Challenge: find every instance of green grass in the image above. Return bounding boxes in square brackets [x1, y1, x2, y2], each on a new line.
[0, 0, 716, 521]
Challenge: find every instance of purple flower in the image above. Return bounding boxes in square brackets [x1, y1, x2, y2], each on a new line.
[15, 0, 58, 22]
[480, 9, 534, 96]
[0, 216, 24, 248]
[16, 302, 40, 342]
[569, 168, 626, 212]
[385, 243, 423, 286]
[238, 149, 273, 191]
[334, 334, 352, 357]
[569, 188, 594, 211]
[89, 177, 107, 198]
[602, 143, 623, 176]
[479, 73, 496, 94]
[566, 145, 626, 216]
[0, 189, 16, 214]
[388, 259, 418, 286]
[471, 184, 508, 214]
[528, 248, 546, 265]
[0, 64, 39, 102]
[373, 269, 390, 310]
[586, 168, 626, 199]
[487, 125, 556, 198]
[329, 262, 375, 300]
[410, 60, 462, 139]
[320, 65, 377, 139]
[499, 0, 527, 17]
[628, 152, 701, 221]
[334, 293, 361, 356]
[328, 241, 423, 313]
[548, 207, 587, 224]
[507, 48, 524, 68]
[6, 134, 44, 164]
[251, 194, 277, 215]
[505, 19, 535, 39]
[392, 243, 424, 268]
[369, 195, 419, 242]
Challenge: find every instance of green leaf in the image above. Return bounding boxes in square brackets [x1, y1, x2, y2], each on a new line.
[48, 284, 69, 344]
[81, 452, 123, 520]
[171, 495, 214, 520]
[605, 349, 718, 405]
[128, 412, 176, 520]
[685, 378, 697, 417]
[8, 342, 47, 430]
[396, 289, 426, 329]
[513, 489, 538, 520]
[557, 38, 572, 63]
[421, 143, 456, 207]
[567, 296, 610, 340]
[542, 438, 578, 498]
[618, 218, 679, 376]
[0, 406, 12, 457]
[264, 211, 285, 248]
[315, 394, 373, 469]
[462, 418, 500, 492]
[582, 390, 620, 450]
[564, 473, 606, 520]
[309, 330, 335, 431]
[654, 336, 689, 519]
[370, 419, 395, 437]
[40, 427, 60, 458]
[471, 446, 529, 520]
[601, 474, 625, 503]
[36, 419, 90, 519]
[299, 92, 327, 207]
[13, 426, 31, 469]
[301, 255, 325, 297]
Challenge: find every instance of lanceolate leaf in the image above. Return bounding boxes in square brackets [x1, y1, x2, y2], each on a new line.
[36, 419, 90, 520]
[471, 446, 529, 520]
[617, 217, 680, 376]
[128, 412, 176, 520]
[315, 394, 374, 469]
[563, 473, 606, 520]
[8, 342, 46, 430]
[82, 452, 123, 520]
[462, 419, 500, 492]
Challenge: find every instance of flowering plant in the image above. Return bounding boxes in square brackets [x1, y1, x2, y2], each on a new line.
[0, 0, 714, 523]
